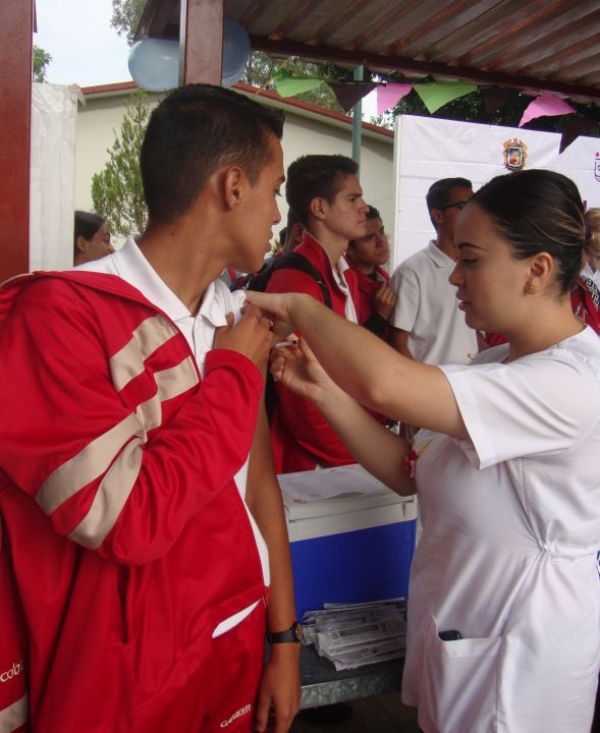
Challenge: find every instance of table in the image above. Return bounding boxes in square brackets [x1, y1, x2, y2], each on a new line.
[299, 645, 404, 709]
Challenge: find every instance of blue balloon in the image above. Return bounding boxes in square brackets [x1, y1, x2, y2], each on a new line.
[222, 18, 251, 87]
[128, 18, 250, 91]
[128, 38, 179, 92]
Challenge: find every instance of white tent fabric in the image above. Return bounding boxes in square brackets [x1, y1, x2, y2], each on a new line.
[392, 115, 600, 269]
[30, 83, 79, 272]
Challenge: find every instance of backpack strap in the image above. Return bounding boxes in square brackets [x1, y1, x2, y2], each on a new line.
[241, 252, 333, 423]
[244, 253, 332, 309]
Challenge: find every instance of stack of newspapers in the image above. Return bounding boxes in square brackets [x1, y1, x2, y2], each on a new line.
[301, 599, 407, 671]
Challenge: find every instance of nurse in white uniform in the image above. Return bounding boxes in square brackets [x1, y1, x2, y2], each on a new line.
[247, 169, 600, 733]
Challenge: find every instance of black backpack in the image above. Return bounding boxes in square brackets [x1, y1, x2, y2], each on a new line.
[231, 252, 332, 421]
[231, 252, 332, 309]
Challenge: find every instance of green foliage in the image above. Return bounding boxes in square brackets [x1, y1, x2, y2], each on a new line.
[244, 53, 351, 112]
[91, 92, 151, 237]
[33, 45, 52, 83]
[110, 0, 146, 45]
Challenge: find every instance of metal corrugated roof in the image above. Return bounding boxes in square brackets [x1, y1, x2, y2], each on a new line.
[138, 0, 600, 103]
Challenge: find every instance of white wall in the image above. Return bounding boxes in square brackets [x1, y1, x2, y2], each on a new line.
[31, 83, 78, 270]
[74, 88, 394, 248]
[75, 90, 163, 247]
[276, 113, 395, 234]
[392, 114, 600, 270]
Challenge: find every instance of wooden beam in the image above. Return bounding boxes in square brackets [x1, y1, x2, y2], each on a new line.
[0, 0, 33, 280]
[180, 0, 223, 85]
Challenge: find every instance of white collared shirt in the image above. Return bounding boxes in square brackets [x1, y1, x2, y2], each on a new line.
[335, 255, 359, 323]
[390, 240, 478, 365]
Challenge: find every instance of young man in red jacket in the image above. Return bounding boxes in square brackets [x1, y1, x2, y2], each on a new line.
[345, 205, 398, 340]
[266, 155, 369, 472]
[0, 84, 300, 733]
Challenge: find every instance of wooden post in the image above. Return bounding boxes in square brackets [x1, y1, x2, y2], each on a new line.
[180, 0, 224, 85]
[0, 0, 33, 280]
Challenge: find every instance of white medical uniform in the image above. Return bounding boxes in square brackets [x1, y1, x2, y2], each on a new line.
[402, 328, 600, 732]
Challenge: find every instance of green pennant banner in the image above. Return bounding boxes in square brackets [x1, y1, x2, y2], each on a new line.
[273, 69, 323, 97]
[413, 82, 477, 114]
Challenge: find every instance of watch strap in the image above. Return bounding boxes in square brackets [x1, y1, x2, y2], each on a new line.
[268, 621, 302, 644]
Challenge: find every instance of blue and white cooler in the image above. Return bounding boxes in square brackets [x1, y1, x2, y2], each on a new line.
[277, 464, 417, 617]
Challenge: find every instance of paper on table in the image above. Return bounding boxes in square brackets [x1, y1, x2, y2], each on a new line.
[277, 464, 391, 503]
[301, 600, 407, 671]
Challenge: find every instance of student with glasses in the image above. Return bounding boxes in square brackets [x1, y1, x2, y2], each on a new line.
[389, 177, 478, 368]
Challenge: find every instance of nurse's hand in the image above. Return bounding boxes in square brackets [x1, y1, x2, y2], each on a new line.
[244, 292, 309, 339]
[271, 339, 338, 408]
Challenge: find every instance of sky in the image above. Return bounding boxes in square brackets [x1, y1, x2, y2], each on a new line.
[35, 0, 133, 87]
[33, 0, 379, 114]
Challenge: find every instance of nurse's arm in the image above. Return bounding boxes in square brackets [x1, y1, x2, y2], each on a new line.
[247, 292, 468, 441]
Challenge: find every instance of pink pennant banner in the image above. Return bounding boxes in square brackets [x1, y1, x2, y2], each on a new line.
[519, 93, 576, 127]
[377, 83, 413, 114]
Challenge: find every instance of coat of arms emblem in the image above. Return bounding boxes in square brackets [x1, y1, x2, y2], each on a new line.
[503, 139, 528, 171]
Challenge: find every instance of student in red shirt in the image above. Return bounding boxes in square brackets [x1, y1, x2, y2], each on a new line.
[266, 154, 368, 472]
[345, 205, 398, 339]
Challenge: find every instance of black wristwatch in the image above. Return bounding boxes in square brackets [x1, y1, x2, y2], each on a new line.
[268, 621, 303, 644]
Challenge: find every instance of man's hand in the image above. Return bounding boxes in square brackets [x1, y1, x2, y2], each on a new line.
[214, 304, 274, 372]
[254, 645, 301, 732]
[373, 284, 398, 321]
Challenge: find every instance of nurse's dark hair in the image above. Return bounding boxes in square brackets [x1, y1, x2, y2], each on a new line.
[74, 211, 105, 249]
[140, 84, 284, 224]
[468, 169, 586, 294]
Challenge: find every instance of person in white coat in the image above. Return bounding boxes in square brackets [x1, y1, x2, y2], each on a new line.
[247, 168, 600, 733]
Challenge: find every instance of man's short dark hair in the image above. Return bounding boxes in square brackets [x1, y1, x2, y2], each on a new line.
[348, 205, 382, 249]
[426, 177, 473, 214]
[285, 155, 359, 227]
[141, 84, 284, 224]
[366, 205, 381, 221]
[74, 211, 105, 249]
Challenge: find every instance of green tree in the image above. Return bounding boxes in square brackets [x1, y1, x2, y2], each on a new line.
[33, 45, 52, 82]
[91, 92, 151, 237]
[110, 0, 146, 45]
[245, 53, 350, 112]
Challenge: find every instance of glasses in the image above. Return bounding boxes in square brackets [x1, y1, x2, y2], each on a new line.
[439, 200, 470, 212]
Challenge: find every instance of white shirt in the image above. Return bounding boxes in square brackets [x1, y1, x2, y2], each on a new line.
[77, 238, 269, 636]
[403, 328, 600, 732]
[334, 254, 359, 323]
[390, 240, 477, 365]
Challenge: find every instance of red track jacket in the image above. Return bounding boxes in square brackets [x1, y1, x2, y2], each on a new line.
[266, 233, 360, 473]
[0, 271, 266, 732]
